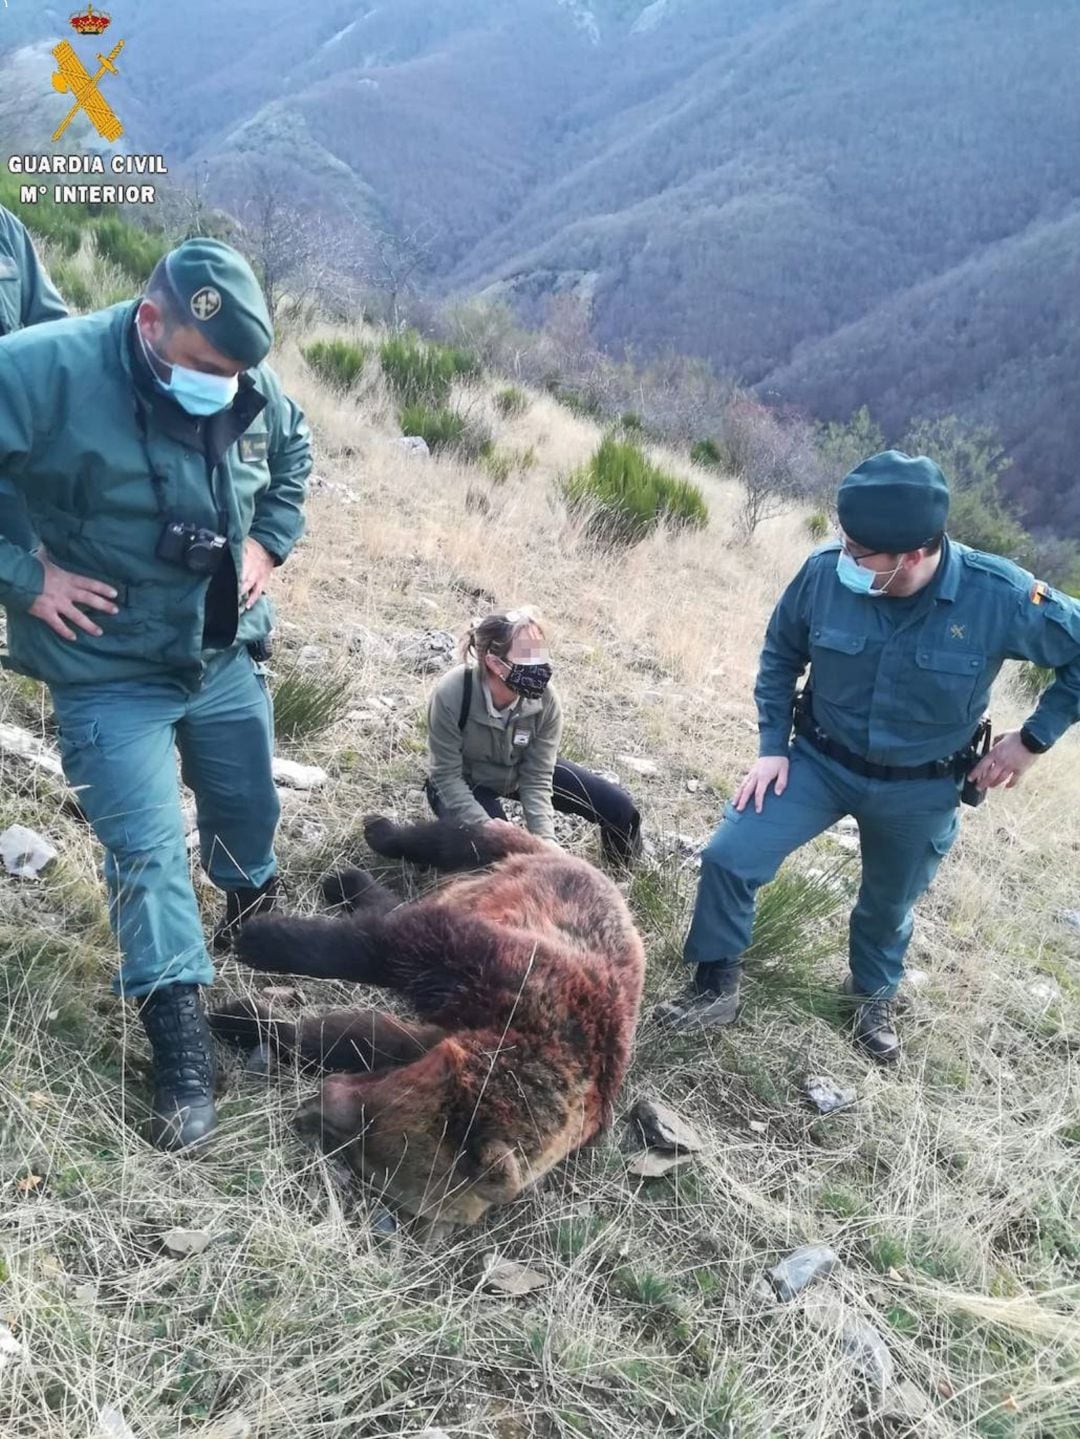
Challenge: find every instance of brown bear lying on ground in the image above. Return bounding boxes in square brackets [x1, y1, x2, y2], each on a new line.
[211, 815, 645, 1233]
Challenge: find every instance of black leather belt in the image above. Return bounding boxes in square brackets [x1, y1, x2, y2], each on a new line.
[793, 689, 985, 783]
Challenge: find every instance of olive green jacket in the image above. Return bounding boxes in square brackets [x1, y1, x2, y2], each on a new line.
[0, 300, 311, 688]
[427, 664, 563, 841]
[0, 205, 68, 335]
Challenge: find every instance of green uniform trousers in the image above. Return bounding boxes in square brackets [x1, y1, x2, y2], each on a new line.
[51, 645, 279, 998]
[684, 737, 961, 997]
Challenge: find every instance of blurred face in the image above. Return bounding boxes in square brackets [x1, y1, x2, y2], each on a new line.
[485, 626, 550, 679]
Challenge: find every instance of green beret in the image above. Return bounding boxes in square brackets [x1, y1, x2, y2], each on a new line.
[161, 237, 272, 368]
[837, 450, 950, 552]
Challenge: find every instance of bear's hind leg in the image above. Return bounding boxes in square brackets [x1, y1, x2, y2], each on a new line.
[291, 1008, 448, 1072]
[321, 867, 398, 916]
[364, 814, 545, 872]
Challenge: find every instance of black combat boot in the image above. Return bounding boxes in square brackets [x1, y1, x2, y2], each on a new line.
[211, 876, 282, 955]
[656, 962, 744, 1030]
[841, 976, 901, 1065]
[137, 982, 218, 1150]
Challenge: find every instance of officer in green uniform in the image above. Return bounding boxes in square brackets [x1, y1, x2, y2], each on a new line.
[0, 203, 69, 550]
[0, 238, 312, 1148]
[0, 204, 68, 334]
[659, 451, 1080, 1062]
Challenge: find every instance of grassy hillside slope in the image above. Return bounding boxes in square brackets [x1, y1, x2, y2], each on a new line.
[0, 277, 1077, 1436]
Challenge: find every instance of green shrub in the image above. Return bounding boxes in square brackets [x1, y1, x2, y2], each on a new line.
[556, 387, 603, 420]
[482, 445, 535, 484]
[92, 218, 169, 283]
[399, 402, 465, 453]
[379, 334, 480, 407]
[690, 437, 724, 469]
[49, 260, 95, 313]
[563, 435, 708, 546]
[816, 404, 885, 480]
[399, 403, 492, 461]
[302, 338, 369, 391]
[618, 410, 645, 432]
[806, 510, 830, 541]
[271, 660, 351, 743]
[494, 385, 528, 419]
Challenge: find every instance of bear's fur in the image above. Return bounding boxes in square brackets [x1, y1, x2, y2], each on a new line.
[211, 816, 645, 1231]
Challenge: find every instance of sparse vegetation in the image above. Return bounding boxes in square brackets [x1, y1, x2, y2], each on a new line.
[1, 236, 1078, 1439]
[270, 657, 352, 742]
[494, 385, 529, 419]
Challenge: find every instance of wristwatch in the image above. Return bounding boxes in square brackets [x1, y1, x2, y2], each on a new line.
[1019, 726, 1050, 755]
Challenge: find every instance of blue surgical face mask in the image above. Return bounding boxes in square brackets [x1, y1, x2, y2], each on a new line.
[836, 549, 902, 598]
[140, 325, 239, 416]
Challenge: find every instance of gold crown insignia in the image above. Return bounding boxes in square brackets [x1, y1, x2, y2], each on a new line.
[69, 4, 112, 36]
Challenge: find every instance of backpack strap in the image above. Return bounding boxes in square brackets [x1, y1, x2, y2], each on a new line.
[458, 666, 473, 732]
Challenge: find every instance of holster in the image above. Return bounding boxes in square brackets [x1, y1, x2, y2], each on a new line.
[958, 717, 993, 807]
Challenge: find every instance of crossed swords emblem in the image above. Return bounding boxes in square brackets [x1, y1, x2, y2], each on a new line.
[51, 37, 125, 144]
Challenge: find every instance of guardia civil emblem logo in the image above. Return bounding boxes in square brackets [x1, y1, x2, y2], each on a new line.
[191, 287, 223, 322]
[51, 7, 125, 145]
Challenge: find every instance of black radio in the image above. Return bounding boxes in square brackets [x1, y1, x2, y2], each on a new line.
[155, 518, 228, 575]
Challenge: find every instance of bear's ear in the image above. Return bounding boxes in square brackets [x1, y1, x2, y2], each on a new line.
[466, 1139, 524, 1202]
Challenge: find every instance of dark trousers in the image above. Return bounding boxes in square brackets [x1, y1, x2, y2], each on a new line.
[425, 758, 641, 863]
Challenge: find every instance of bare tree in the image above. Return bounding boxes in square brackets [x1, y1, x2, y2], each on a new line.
[723, 394, 823, 540]
[362, 219, 436, 331]
[232, 164, 366, 327]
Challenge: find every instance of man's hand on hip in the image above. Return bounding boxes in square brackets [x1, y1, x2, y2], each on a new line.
[241, 537, 275, 611]
[968, 730, 1040, 792]
[28, 558, 119, 641]
[734, 755, 790, 814]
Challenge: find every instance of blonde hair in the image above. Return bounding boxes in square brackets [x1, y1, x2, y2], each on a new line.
[459, 607, 548, 667]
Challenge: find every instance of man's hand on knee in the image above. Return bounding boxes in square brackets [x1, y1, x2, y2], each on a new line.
[734, 756, 789, 815]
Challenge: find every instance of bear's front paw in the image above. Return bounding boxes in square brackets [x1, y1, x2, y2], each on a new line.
[363, 814, 402, 858]
[234, 915, 306, 974]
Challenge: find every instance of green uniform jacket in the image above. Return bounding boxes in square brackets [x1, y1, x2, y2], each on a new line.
[0, 301, 311, 687]
[0, 206, 68, 335]
[756, 537, 1080, 765]
[427, 664, 563, 840]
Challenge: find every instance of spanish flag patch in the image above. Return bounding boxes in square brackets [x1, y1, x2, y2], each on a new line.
[1030, 580, 1052, 605]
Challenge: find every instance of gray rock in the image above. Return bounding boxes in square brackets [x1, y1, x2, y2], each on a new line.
[272, 758, 328, 791]
[348, 627, 397, 661]
[0, 722, 65, 782]
[0, 824, 58, 879]
[297, 645, 326, 666]
[1029, 978, 1062, 1003]
[1059, 909, 1080, 932]
[372, 1208, 399, 1236]
[802, 1290, 895, 1399]
[161, 1228, 211, 1258]
[803, 1076, 857, 1115]
[617, 753, 659, 777]
[765, 1244, 839, 1301]
[394, 629, 458, 674]
[627, 1097, 703, 1154]
[244, 1044, 273, 1076]
[395, 436, 431, 458]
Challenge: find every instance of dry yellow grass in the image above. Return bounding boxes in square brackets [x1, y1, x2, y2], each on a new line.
[1, 327, 1077, 1438]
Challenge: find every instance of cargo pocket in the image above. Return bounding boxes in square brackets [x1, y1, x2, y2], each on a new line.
[55, 718, 101, 811]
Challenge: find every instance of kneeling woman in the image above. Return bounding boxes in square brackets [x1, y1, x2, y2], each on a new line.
[425, 608, 642, 863]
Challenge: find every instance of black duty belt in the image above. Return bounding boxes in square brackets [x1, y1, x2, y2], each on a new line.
[793, 689, 990, 783]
